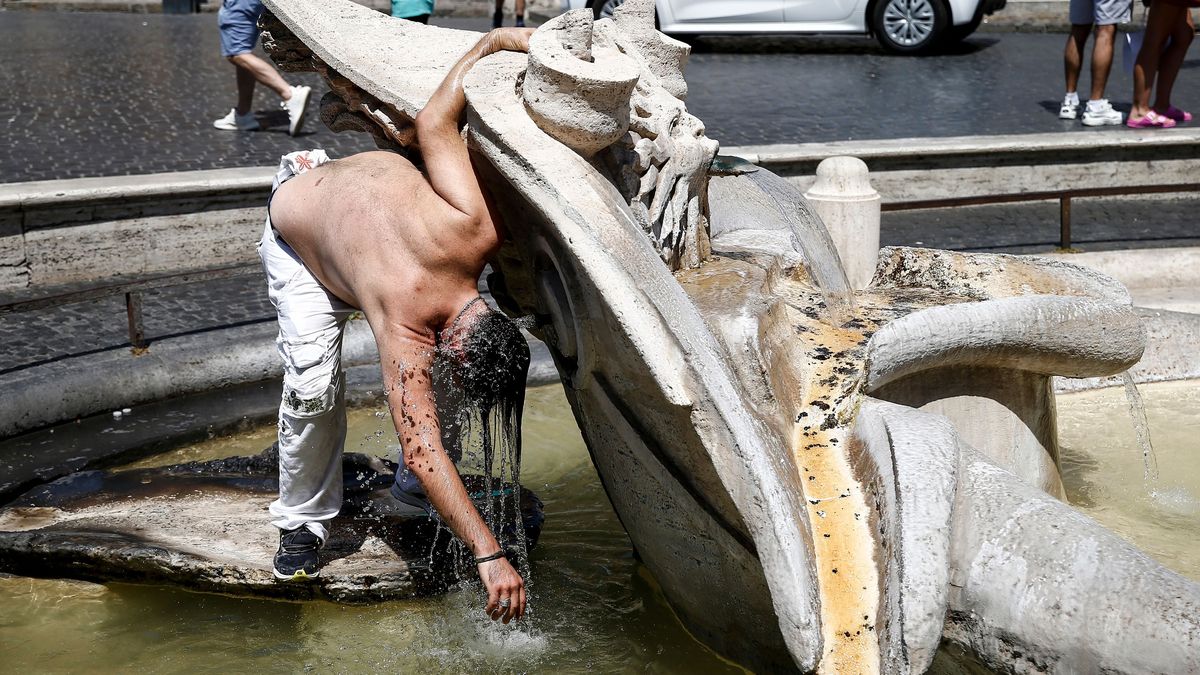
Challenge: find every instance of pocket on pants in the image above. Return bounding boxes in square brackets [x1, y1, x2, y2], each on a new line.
[280, 341, 339, 418]
[279, 336, 331, 379]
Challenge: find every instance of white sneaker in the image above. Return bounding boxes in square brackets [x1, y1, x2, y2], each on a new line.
[283, 85, 311, 137]
[1059, 96, 1079, 120]
[213, 108, 259, 131]
[1082, 100, 1123, 126]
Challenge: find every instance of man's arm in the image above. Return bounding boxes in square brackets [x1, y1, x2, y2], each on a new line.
[413, 28, 534, 223]
[374, 323, 526, 622]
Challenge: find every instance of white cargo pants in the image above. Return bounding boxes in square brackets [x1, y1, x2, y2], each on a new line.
[258, 149, 353, 544]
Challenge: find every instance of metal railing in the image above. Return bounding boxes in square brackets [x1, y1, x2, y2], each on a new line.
[1, 181, 1196, 352]
[0, 263, 262, 352]
[882, 182, 1200, 250]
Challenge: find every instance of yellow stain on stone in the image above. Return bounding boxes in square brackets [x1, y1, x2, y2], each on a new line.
[787, 304, 881, 675]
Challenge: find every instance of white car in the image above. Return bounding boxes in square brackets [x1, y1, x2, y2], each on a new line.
[563, 0, 1007, 54]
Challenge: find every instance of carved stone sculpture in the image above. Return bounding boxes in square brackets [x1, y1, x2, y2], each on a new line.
[257, 1, 1200, 672]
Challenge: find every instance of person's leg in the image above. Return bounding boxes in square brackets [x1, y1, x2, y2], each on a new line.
[1061, 0, 1092, 120]
[494, 0, 504, 27]
[1080, 21, 1124, 124]
[260, 154, 354, 549]
[234, 62, 257, 116]
[229, 52, 310, 136]
[1089, 23, 1116, 101]
[514, 0, 525, 26]
[229, 53, 292, 101]
[1064, 24, 1092, 96]
[1064, 0, 1097, 96]
[1132, 3, 1187, 120]
[1153, 9, 1195, 114]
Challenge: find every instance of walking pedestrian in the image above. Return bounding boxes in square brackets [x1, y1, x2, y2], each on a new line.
[212, 0, 311, 136]
[493, 0, 525, 28]
[1128, 0, 1195, 128]
[1059, 0, 1133, 126]
[392, 0, 435, 24]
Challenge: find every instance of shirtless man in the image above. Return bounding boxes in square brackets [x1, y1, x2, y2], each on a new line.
[258, 27, 535, 623]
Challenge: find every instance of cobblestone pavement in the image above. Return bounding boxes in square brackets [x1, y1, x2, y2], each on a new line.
[0, 275, 273, 374]
[2, 11, 1197, 373]
[5, 12, 1200, 182]
[3, 196, 1196, 372]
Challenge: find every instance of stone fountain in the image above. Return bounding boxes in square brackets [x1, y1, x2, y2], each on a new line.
[244, 0, 1200, 672]
[0, 1, 1195, 672]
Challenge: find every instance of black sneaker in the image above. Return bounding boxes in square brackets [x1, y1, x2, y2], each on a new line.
[273, 527, 321, 580]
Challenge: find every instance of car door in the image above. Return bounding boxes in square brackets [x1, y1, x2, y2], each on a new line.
[781, 0, 857, 22]
[662, 0, 784, 24]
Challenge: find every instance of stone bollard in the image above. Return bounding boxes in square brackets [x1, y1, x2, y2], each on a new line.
[803, 156, 881, 291]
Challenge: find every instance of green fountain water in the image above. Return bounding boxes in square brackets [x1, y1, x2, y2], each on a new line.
[1, 382, 1196, 672]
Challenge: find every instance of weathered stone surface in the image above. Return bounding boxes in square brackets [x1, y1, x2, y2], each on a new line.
[0, 449, 543, 601]
[521, 10, 640, 157]
[236, 2, 1200, 672]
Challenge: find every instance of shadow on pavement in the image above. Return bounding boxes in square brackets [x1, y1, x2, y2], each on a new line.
[685, 34, 999, 56]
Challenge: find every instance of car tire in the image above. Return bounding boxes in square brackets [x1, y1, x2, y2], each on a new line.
[590, 0, 663, 27]
[942, 7, 985, 45]
[590, 0, 627, 20]
[871, 0, 950, 55]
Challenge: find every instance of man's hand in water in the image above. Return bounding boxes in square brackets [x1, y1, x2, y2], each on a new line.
[480, 555, 526, 623]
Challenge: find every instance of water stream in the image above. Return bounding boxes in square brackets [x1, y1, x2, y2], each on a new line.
[1120, 371, 1161, 481]
[739, 167, 855, 318]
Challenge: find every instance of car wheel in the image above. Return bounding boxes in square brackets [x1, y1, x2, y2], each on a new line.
[871, 0, 949, 54]
[942, 7, 984, 45]
[591, 0, 627, 20]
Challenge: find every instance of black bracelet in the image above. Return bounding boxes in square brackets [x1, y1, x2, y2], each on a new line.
[474, 550, 507, 564]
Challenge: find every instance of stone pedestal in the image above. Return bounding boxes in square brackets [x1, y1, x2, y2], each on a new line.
[804, 156, 880, 290]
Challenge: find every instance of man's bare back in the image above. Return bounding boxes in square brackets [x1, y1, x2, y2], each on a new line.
[269, 150, 498, 344]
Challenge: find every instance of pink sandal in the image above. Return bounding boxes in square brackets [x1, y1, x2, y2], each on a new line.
[1155, 105, 1193, 123]
[1127, 110, 1177, 129]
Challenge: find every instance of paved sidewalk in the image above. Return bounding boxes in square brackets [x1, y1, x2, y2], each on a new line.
[5, 12, 1200, 183]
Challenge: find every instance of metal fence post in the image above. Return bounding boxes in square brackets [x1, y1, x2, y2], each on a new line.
[1059, 195, 1072, 250]
[126, 291, 146, 351]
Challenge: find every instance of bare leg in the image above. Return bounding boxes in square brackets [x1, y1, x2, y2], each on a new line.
[1132, 4, 1187, 119]
[1089, 23, 1116, 101]
[514, 0, 525, 20]
[1064, 24, 1092, 95]
[1153, 10, 1195, 111]
[234, 64, 256, 116]
[229, 53, 293, 106]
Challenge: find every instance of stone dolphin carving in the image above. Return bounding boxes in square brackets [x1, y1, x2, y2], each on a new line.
[259, 1, 1200, 671]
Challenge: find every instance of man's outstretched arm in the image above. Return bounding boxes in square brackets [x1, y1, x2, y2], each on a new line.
[374, 324, 526, 623]
[413, 28, 534, 223]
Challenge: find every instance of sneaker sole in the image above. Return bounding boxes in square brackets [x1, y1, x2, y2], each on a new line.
[1081, 117, 1122, 127]
[214, 122, 260, 131]
[289, 90, 311, 137]
[273, 567, 320, 580]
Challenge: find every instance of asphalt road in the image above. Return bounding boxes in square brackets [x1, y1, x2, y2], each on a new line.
[5, 11, 1200, 182]
[2, 10, 1197, 371]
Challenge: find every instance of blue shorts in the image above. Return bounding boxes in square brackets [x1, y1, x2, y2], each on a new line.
[218, 0, 264, 58]
[1069, 0, 1132, 26]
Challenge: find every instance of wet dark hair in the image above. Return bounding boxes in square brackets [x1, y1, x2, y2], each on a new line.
[438, 301, 531, 410]
[431, 299, 532, 574]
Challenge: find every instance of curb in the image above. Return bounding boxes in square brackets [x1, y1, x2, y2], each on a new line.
[0, 311, 558, 440]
